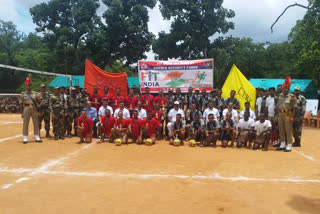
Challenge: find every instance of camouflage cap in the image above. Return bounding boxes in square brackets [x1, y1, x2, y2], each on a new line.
[54, 86, 59, 90]
[71, 87, 76, 90]
[82, 88, 87, 91]
[40, 84, 46, 88]
[294, 86, 301, 91]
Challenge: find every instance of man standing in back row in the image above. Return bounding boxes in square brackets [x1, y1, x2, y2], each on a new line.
[38, 84, 51, 138]
[292, 86, 306, 147]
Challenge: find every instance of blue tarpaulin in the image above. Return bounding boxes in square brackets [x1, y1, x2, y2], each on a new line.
[49, 75, 139, 89]
[249, 79, 317, 99]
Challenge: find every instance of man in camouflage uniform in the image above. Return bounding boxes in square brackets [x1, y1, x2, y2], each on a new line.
[79, 88, 89, 111]
[50, 86, 66, 140]
[65, 87, 80, 137]
[276, 84, 296, 152]
[0, 96, 6, 113]
[38, 84, 52, 138]
[20, 75, 42, 144]
[292, 86, 306, 147]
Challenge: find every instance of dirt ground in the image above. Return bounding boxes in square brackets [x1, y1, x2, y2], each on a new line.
[0, 114, 319, 214]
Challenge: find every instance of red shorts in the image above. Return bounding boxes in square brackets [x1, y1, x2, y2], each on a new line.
[82, 129, 92, 138]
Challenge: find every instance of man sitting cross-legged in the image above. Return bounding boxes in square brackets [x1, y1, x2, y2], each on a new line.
[236, 111, 255, 148]
[77, 110, 94, 143]
[97, 109, 115, 143]
[189, 114, 204, 145]
[126, 109, 144, 144]
[141, 111, 161, 145]
[169, 113, 186, 145]
[221, 112, 236, 147]
[253, 113, 271, 151]
[203, 114, 220, 147]
[110, 111, 128, 143]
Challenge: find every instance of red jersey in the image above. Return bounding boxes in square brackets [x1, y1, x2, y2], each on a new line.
[90, 94, 101, 112]
[112, 96, 124, 110]
[128, 118, 143, 138]
[152, 110, 163, 122]
[101, 94, 113, 105]
[114, 118, 128, 133]
[141, 94, 154, 112]
[153, 96, 167, 107]
[143, 118, 160, 138]
[125, 96, 139, 111]
[77, 116, 93, 137]
[101, 116, 116, 136]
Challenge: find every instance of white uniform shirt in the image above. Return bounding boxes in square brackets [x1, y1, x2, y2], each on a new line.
[136, 108, 147, 120]
[237, 118, 255, 129]
[266, 96, 275, 117]
[114, 108, 130, 119]
[98, 106, 113, 117]
[168, 108, 185, 122]
[222, 109, 238, 120]
[203, 107, 220, 120]
[254, 120, 272, 134]
[256, 97, 263, 116]
[239, 109, 256, 120]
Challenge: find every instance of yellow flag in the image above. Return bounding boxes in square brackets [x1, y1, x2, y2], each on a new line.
[221, 65, 256, 111]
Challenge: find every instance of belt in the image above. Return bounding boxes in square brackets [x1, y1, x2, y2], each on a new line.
[279, 109, 291, 113]
[24, 104, 33, 107]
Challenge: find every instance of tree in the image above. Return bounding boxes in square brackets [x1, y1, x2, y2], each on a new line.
[30, 0, 100, 74]
[153, 0, 235, 60]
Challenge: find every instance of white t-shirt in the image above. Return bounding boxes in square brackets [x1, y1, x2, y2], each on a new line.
[98, 106, 113, 117]
[222, 109, 238, 120]
[254, 120, 272, 134]
[237, 118, 255, 129]
[136, 108, 147, 120]
[256, 97, 263, 116]
[239, 109, 256, 120]
[203, 107, 220, 120]
[266, 96, 275, 117]
[168, 108, 185, 122]
[114, 108, 130, 119]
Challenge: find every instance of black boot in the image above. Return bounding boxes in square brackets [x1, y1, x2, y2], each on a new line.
[59, 135, 65, 140]
[292, 138, 301, 147]
[54, 135, 59, 140]
[46, 131, 52, 138]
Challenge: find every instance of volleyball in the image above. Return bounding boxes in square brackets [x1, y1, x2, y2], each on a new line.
[115, 138, 122, 146]
[189, 140, 196, 147]
[173, 138, 181, 146]
[145, 138, 153, 146]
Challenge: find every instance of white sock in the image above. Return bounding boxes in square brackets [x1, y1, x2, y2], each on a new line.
[286, 144, 292, 150]
[280, 142, 286, 148]
[35, 135, 40, 141]
[23, 136, 28, 141]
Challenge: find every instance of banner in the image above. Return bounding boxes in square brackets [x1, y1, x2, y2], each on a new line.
[222, 65, 256, 111]
[138, 59, 214, 93]
[84, 59, 127, 97]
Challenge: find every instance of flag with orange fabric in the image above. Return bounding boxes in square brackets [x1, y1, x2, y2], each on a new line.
[84, 59, 128, 97]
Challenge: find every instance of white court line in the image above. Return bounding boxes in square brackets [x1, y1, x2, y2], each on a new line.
[0, 126, 52, 142]
[0, 168, 319, 183]
[293, 150, 316, 162]
[0, 122, 23, 125]
[1, 141, 97, 190]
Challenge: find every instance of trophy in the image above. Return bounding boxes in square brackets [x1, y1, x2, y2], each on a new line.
[187, 109, 191, 121]
[130, 104, 133, 110]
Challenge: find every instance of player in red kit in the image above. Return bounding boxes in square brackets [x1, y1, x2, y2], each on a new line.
[77, 110, 94, 143]
[127, 110, 143, 144]
[142, 111, 160, 144]
[152, 103, 164, 139]
[153, 89, 167, 108]
[141, 87, 154, 112]
[125, 89, 139, 117]
[90, 86, 101, 112]
[112, 88, 124, 110]
[101, 86, 113, 106]
[97, 109, 115, 143]
[110, 111, 128, 143]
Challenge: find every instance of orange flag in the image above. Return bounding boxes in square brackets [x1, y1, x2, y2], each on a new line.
[84, 59, 128, 97]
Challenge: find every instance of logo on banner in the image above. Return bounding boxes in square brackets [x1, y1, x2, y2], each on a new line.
[141, 63, 148, 70]
[141, 71, 160, 87]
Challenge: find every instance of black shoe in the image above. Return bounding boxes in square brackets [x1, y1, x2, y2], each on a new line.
[35, 139, 42, 143]
[284, 149, 292, 152]
[66, 134, 72, 138]
[59, 136, 65, 140]
[46, 132, 52, 138]
[23, 141, 28, 144]
[54, 136, 59, 140]
[276, 147, 285, 151]
[292, 143, 301, 147]
[273, 142, 281, 147]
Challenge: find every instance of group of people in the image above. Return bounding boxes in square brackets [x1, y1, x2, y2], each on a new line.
[20, 75, 306, 152]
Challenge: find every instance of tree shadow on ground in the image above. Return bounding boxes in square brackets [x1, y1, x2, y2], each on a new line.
[286, 195, 320, 214]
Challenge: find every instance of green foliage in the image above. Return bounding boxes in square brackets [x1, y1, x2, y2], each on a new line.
[153, 0, 235, 59]
[104, 61, 137, 77]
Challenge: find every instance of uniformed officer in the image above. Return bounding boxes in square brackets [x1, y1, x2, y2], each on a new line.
[276, 83, 296, 152]
[292, 86, 306, 147]
[79, 88, 89, 111]
[19, 75, 42, 144]
[50, 86, 66, 140]
[65, 87, 80, 137]
[38, 84, 52, 138]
